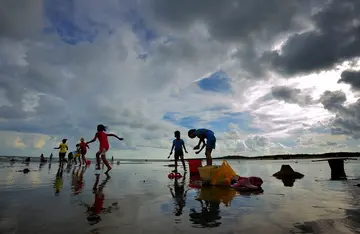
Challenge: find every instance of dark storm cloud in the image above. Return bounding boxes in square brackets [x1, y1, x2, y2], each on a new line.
[271, 86, 315, 106]
[319, 90, 360, 139]
[143, 0, 315, 42]
[140, 0, 324, 78]
[319, 90, 347, 111]
[265, 0, 360, 76]
[338, 70, 360, 91]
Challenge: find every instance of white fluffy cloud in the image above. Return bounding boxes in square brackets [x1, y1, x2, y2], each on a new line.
[1, 0, 360, 159]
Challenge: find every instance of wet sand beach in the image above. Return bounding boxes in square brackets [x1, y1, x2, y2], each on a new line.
[0, 159, 360, 234]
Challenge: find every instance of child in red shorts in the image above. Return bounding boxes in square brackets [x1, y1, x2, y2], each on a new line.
[86, 124, 123, 175]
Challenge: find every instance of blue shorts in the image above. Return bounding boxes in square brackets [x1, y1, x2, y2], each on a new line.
[206, 137, 216, 150]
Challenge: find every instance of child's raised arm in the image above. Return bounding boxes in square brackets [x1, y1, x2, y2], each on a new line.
[86, 133, 98, 145]
[106, 133, 123, 141]
[53, 145, 60, 150]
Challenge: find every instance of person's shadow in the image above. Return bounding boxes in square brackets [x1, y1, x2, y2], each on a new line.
[169, 172, 188, 217]
[54, 165, 64, 196]
[81, 174, 118, 225]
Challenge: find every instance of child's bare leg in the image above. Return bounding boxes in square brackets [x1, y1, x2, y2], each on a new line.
[205, 148, 213, 166]
[82, 155, 86, 164]
[96, 152, 101, 170]
[173, 157, 178, 173]
[102, 155, 112, 174]
[181, 156, 186, 171]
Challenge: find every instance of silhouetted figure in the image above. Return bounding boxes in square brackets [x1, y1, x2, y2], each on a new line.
[40, 154, 47, 163]
[49, 153, 53, 163]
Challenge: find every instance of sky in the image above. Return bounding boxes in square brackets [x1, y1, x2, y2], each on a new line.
[1, 0, 360, 159]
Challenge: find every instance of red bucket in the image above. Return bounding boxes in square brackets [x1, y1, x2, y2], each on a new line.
[188, 159, 202, 174]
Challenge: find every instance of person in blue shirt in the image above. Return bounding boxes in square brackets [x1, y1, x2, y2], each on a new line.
[188, 128, 216, 166]
[168, 131, 188, 173]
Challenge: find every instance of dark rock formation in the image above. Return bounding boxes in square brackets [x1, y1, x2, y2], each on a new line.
[328, 159, 347, 180]
[273, 165, 304, 187]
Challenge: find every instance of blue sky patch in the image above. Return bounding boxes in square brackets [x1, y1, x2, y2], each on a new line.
[44, 0, 104, 45]
[163, 111, 262, 134]
[162, 112, 200, 129]
[197, 70, 232, 93]
[206, 112, 263, 133]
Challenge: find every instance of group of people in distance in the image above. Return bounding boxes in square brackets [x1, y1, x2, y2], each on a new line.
[54, 124, 123, 175]
[54, 124, 216, 175]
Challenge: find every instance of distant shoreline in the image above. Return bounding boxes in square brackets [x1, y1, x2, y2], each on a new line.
[1, 151, 359, 162]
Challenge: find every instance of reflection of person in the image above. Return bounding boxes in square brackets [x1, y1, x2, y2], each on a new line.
[54, 165, 64, 196]
[72, 166, 86, 195]
[83, 174, 117, 225]
[188, 129, 216, 166]
[189, 198, 221, 228]
[169, 172, 188, 216]
[168, 131, 188, 173]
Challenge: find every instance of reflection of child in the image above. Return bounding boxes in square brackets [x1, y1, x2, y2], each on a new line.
[54, 166, 64, 196]
[168, 131, 188, 173]
[74, 167, 86, 195]
[86, 124, 123, 175]
[188, 129, 216, 166]
[169, 173, 188, 216]
[84, 174, 117, 225]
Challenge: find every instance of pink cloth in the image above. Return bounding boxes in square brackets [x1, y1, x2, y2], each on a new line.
[231, 176, 263, 189]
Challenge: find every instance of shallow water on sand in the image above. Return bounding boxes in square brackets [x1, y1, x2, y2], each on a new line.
[0, 159, 360, 234]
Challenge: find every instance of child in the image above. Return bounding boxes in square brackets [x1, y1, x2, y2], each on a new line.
[54, 139, 68, 166]
[168, 130, 188, 172]
[79, 137, 89, 165]
[73, 144, 81, 165]
[188, 129, 216, 166]
[86, 124, 123, 175]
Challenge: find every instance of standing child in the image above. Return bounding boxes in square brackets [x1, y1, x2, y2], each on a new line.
[168, 130, 188, 173]
[54, 139, 68, 166]
[79, 138, 89, 165]
[73, 144, 81, 165]
[188, 129, 216, 166]
[86, 124, 123, 175]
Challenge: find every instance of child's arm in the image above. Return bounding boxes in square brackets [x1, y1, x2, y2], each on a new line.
[86, 134, 98, 145]
[53, 145, 60, 149]
[86, 143, 90, 149]
[66, 145, 68, 150]
[106, 133, 123, 141]
[168, 144, 175, 159]
[195, 141, 206, 154]
[193, 137, 205, 150]
[182, 140, 188, 153]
